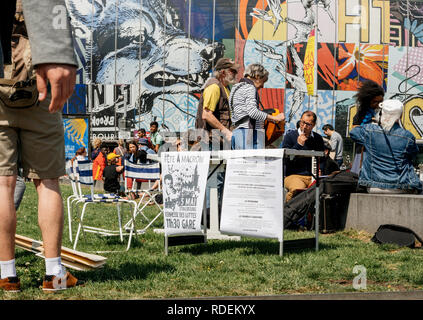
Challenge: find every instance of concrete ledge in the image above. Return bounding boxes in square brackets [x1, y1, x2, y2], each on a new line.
[345, 193, 423, 237]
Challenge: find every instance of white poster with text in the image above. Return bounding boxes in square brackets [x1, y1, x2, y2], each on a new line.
[161, 151, 210, 236]
[220, 156, 283, 240]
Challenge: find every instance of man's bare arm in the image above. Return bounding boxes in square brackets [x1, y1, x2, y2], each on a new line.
[202, 108, 232, 141]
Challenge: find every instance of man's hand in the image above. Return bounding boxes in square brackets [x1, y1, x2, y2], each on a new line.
[36, 64, 77, 113]
[222, 127, 233, 142]
[297, 133, 308, 146]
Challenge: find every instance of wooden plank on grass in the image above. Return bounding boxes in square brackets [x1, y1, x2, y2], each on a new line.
[15, 234, 107, 270]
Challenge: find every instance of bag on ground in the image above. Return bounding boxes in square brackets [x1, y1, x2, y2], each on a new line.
[371, 224, 423, 248]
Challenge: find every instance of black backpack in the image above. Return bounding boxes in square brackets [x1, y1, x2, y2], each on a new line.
[371, 224, 423, 248]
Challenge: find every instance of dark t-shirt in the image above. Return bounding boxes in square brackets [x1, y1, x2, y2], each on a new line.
[281, 129, 325, 176]
[103, 164, 121, 193]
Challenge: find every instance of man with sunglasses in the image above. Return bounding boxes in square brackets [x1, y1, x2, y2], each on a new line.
[281, 111, 324, 202]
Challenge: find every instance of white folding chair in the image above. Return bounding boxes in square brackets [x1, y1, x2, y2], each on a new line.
[65, 160, 81, 243]
[72, 159, 138, 252]
[123, 159, 163, 234]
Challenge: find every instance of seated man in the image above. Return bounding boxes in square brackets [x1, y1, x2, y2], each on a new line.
[350, 99, 422, 194]
[281, 111, 324, 201]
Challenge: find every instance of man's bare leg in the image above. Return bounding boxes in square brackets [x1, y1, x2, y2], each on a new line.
[34, 178, 63, 259]
[0, 176, 17, 262]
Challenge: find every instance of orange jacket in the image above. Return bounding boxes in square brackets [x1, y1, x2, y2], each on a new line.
[93, 152, 106, 180]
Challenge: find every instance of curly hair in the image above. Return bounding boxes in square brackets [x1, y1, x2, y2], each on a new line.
[354, 80, 384, 120]
[243, 63, 269, 80]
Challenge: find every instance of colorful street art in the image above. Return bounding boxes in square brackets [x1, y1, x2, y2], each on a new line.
[63, 117, 90, 160]
[62, 0, 423, 142]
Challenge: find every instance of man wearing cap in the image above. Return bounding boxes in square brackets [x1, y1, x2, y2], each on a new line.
[103, 153, 124, 195]
[195, 57, 240, 145]
[350, 99, 422, 194]
[195, 58, 239, 225]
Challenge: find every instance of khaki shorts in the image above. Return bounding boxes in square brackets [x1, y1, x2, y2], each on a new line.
[0, 94, 65, 179]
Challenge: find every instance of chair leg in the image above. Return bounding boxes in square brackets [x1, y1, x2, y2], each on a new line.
[73, 202, 89, 250]
[136, 193, 151, 222]
[67, 196, 74, 243]
[117, 202, 123, 242]
[126, 202, 138, 251]
[123, 199, 148, 230]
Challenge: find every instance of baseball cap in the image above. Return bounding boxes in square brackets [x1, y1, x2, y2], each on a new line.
[107, 153, 120, 161]
[215, 58, 240, 71]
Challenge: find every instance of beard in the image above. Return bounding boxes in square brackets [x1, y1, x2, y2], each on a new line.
[224, 73, 237, 85]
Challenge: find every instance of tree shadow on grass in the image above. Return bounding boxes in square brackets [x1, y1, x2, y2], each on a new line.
[175, 238, 337, 256]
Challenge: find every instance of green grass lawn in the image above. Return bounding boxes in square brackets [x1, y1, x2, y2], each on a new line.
[2, 182, 423, 300]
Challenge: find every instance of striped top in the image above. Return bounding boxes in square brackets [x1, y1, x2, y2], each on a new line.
[229, 81, 268, 130]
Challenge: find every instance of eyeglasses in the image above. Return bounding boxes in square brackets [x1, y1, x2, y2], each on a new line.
[300, 120, 314, 127]
[229, 69, 238, 74]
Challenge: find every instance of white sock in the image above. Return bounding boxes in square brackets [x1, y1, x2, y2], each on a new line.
[45, 257, 66, 277]
[0, 259, 17, 279]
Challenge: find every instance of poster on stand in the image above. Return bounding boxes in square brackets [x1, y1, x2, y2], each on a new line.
[220, 156, 283, 240]
[161, 151, 210, 236]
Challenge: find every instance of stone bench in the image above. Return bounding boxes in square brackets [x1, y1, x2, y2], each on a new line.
[345, 193, 423, 237]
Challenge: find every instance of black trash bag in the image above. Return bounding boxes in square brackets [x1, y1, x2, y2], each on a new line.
[371, 224, 423, 248]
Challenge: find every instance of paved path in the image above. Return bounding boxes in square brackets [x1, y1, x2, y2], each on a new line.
[194, 290, 423, 300]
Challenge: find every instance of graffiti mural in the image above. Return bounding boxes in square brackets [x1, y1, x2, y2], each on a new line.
[336, 43, 389, 91]
[64, 84, 87, 114]
[66, 0, 224, 133]
[400, 95, 423, 139]
[391, 0, 423, 47]
[60, 0, 423, 147]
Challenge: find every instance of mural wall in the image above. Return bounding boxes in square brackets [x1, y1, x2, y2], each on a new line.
[63, 0, 423, 141]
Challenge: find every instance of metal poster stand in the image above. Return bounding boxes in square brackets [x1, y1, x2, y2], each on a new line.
[151, 149, 324, 256]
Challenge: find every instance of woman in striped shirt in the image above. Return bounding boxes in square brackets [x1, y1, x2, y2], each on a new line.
[229, 64, 285, 149]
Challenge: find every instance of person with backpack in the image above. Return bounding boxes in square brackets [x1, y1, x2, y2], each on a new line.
[195, 57, 239, 148]
[229, 63, 285, 150]
[195, 58, 240, 224]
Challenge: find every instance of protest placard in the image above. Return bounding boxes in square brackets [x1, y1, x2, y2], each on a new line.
[161, 151, 210, 236]
[220, 156, 283, 241]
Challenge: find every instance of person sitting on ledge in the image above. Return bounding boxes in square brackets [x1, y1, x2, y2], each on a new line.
[350, 99, 422, 194]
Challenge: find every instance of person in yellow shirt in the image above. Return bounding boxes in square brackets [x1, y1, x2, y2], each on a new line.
[195, 58, 240, 227]
[195, 58, 240, 145]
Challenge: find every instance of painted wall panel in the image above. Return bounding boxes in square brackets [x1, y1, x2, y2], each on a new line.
[60, 0, 423, 143]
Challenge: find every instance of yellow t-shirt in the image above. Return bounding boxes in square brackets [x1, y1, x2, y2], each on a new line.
[202, 84, 229, 112]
